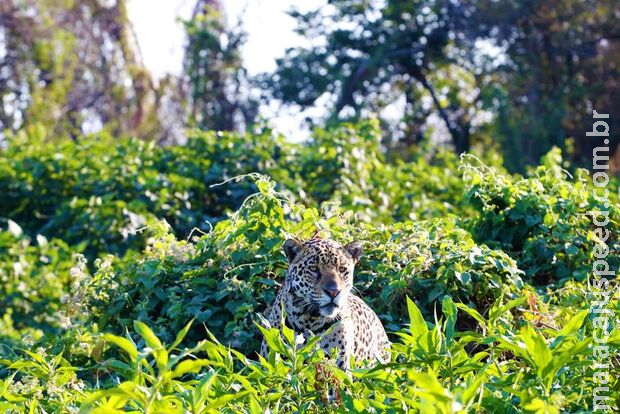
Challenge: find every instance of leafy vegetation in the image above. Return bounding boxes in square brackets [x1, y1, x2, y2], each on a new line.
[463, 150, 620, 284]
[0, 122, 618, 413]
[266, 0, 619, 170]
[1, 0, 617, 411]
[3, 1, 617, 170]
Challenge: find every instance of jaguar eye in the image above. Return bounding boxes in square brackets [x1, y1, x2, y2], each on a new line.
[308, 265, 318, 273]
[339, 266, 347, 273]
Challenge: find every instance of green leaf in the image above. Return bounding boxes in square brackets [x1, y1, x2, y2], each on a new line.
[7, 361, 39, 371]
[204, 390, 250, 410]
[455, 271, 471, 285]
[442, 295, 457, 342]
[555, 310, 588, 338]
[105, 360, 135, 378]
[455, 303, 487, 331]
[103, 334, 139, 363]
[191, 371, 218, 410]
[521, 325, 552, 377]
[281, 318, 295, 347]
[523, 398, 560, 414]
[249, 395, 262, 414]
[409, 371, 451, 402]
[170, 359, 211, 378]
[170, 319, 194, 350]
[489, 297, 526, 323]
[461, 365, 488, 406]
[0, 403, 17, 411]
[79, 382, 139, 413]
[90, 406, 126, 414]
[21, 349, 48, 367]
[255, 323, 287, 355]
[406, 296, 429, 338]
[134, 320, 163, 350]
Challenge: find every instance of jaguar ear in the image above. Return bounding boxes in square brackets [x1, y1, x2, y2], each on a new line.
[283, 239, 303, 263]
[344, 241, 363, 263]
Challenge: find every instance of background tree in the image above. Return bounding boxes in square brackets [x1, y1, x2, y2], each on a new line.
[0, 0, 175, 141]
[182, 0, 257, 132]
[262, 0, 485, 154]
[466, 0, 619, 171]
[265, 0, 618, 171]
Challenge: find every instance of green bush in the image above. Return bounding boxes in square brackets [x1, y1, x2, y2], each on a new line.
[1, 295, 617, 413]
[0, 221, 76, 342]
[292, 120, 470, 222]
[462, 149, 620, 284]
[0, 127, 297, 260]
[1, 122, 618, 413]
[87, 176, 524, 354]
[0, 121, 475, 262]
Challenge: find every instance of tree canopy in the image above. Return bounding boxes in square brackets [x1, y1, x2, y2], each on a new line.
[0, 0, 617, 169]
[262, 0, 619, 170]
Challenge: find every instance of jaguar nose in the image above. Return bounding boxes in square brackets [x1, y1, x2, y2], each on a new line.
[323, 282, 340, 298]
[323, 288, 340, 298]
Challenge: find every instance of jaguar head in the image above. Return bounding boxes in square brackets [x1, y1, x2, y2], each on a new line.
[283, 236, 362, 318]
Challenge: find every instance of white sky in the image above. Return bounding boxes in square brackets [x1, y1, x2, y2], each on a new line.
[127, 0, 324, 79]
[126, 0, 193, 80]
[127, 0, 325, 137]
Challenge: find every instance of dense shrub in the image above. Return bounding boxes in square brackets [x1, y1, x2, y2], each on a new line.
[293, 120, 471, 222]
[0, 121, 474, 262]
[86, 176, 524, 354]
[1, 130, 159, 258]
[1, 123, 618, 413]
[0, 221, 76, 342]
[1, 294, 616, 413]
[0, 127, 293, 260]
[462, 150, 620, 284]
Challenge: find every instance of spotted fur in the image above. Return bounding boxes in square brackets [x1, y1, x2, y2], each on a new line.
[260, 237, 390, 371]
